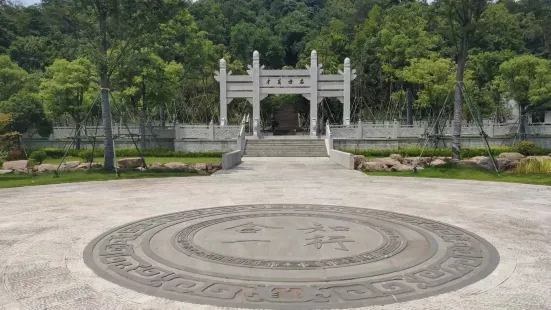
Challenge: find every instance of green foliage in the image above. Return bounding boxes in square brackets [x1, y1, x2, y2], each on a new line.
[78, 149, 96, 163]
[497, 55, 551, 107]
[29, 150, 47, 164]
[513, 141, 537, 155]
[343, 146, 550, 159]
[515, 158, 551, 174]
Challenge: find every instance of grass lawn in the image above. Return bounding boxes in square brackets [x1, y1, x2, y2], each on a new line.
[42, 156, 222, 165]
[0, 170, 204, 189]
[365, 164, 551, 186]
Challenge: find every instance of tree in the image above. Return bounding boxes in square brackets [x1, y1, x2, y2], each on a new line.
[497, 55, 551, 139]
[299, 19, 350, 73]
[75, 0, 183, 169]
[474, 3, 524, 53]
[40, 58, 97, 149]
[437, 0, 490, 161]
[0, 55, 52, 137]
[230, 22, 285, 68]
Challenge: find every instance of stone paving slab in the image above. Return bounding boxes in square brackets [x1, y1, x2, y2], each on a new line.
[0, 157, 550, 310]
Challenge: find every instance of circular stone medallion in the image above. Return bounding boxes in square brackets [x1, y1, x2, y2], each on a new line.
[84, 205, 499, 309]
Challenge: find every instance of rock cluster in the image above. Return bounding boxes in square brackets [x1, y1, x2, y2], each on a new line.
[1, 159, 222, 174]
[354, 151, 543, 173]
[355, 154, 449, 172]
[150, 162, 222, 174]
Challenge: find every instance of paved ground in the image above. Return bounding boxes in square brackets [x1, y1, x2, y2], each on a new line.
[0, 157, 550, 310]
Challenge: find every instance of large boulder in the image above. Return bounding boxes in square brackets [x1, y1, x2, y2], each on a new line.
[372, 158, 401, 168]
[353, 155, 366, 169]
[389, 154, 404, 163]
[498, 152, 525, 161]
[206, 163, 222, 173]
[0, 169, 13, 175]
[164, 162, 192, 172]
[76, 162, 102, 170]
[497, 158, 519, 172]
[193, 163, 208, 174]
[430, 159, 447, 167]
[2, 160, 30, 172]
[36, 164, 60, 173]
[402, 157, 433, 167]
[64, 161, 81, 170]
[391, 164, 414, 172]
[359, 161, 389, 172]
[118, 157, 144, 169]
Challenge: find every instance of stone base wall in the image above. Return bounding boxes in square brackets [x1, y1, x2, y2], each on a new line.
[174, 140, 236, 152]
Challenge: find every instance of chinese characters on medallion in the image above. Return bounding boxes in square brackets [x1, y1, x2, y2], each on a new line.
[222, 221, 355, 251]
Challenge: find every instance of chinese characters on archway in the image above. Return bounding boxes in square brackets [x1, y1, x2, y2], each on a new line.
[222, 221, 355, 251]
[264, 78, 306, 86]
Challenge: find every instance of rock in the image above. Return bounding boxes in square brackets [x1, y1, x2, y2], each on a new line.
[36, 164, 61, 173]
[64, 161, 80, 169]
[135, 167, 147, 171]
[359, 161, 389, 172]
[193, 163, 208, 174]
[470, 156, 489, 164]
[118, 157, 144, 169]
[76, 162, 102, 170]
[430, 159, 447, 167]
[497, 158, 519, 172]
[402, 157, 432, 167]
[459, 159, 480, 168]
[372, 158, 401, 168]
[389, 154, 403, 163]
[164, 162, 192, 172]
[353, 155, 366, 169]
[2, 160, 30, 172]
[151, 162, 163, 168]
[207, 163, 222, 173]
[498, 152, 525, 161]
[0, 169, 13, 175]
[523, 156, 551, 162]
[391, 164, 414, 172]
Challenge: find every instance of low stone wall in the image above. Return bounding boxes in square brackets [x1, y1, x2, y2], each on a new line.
[330, 150, 354, 170]
[222, 150, 242, 170]
[174, 140, 236, 152]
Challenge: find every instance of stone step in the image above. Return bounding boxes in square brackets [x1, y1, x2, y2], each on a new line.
[243, 153, 328, 157]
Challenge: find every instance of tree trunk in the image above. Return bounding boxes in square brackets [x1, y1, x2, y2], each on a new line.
[75, 122, 81, 150]
[99, 7, 115, 170]
[518, 103, 527, 141]
[140, 79, 147, 150]
[406, 88, 413, 126]
[160, 104, 165, 129]
[451, 35, 468, 162]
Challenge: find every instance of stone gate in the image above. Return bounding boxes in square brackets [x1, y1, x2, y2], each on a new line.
[215, 50, 356, 137]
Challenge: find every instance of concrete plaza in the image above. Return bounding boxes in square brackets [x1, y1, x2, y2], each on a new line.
[0, 158, 550, 310]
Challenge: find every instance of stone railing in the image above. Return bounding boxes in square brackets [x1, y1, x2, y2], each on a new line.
[49, 126, 175, 139]
[330, 121, 551, 139]
[176, 123, 241, 140]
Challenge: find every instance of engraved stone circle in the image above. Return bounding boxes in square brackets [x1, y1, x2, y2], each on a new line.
[83, 204, 500, 309]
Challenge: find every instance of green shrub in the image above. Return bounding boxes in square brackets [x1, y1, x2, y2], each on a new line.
[78, 149, 97, 163]
[29, 150, 47, 164]
[513, 141, 537, 156]
[516, 158, 551, 174]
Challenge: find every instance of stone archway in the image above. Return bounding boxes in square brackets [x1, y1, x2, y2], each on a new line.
[215, 50, 356, 137]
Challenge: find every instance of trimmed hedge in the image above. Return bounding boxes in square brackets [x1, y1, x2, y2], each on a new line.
[38, 148, 224, 159]
[344, 146, 551, 159]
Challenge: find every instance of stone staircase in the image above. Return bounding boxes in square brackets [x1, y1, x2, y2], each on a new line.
[243, 139, 328, 157]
